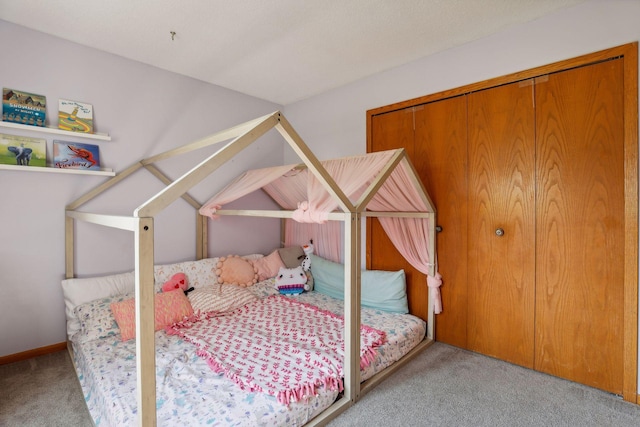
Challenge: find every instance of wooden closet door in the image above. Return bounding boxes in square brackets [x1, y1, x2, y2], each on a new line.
[369, 108, 428, 320]
[413, 97, 468, 347]
[534, 59, 625, 394]
[467, 81, 536, 368]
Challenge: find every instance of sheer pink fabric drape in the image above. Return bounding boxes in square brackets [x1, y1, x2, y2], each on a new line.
[283, 152, 395, 263]
[291, 152, 395, 223]
[263, 169, 343, 262]
[367, 162, 442, 314]
[197, 151, 441, 312]
[376, 217, 442, 313]
[199, 165, 294, 218]
[284, 220, 343, 263]
[262, 169, 308, 209]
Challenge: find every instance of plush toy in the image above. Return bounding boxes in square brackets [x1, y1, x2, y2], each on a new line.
[277, 246, 304, 268]
[299, 240, 314, 292]
[275, 266, 307, 295]
[161, 272, 194, 295]
[300, 240, 314, 271]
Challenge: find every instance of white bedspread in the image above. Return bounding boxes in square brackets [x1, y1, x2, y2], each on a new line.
[72, 281, 426, 426]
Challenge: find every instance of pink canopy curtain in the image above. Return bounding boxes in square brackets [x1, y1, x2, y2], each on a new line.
[262, 168, 309, 210]
[367, 161, 443, 314]
[201, 151, 397, 221]
[284, 219, 343, 263]
[282, 152, 395, 261]
[197, 151, 441, 312]
[376, 217, 442, 314]
[291, 151, 395, 223]
[263, 169, 344, 262]
[199, 164, 295, 218]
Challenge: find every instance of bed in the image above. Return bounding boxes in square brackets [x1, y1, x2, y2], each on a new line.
[63, 255, 427, 426]
[63, 111, 440, 426]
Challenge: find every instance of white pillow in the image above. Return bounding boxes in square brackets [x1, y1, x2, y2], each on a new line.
[153, 257, 220, 292]
[61, 271, 135, 337]
[72, 292, 134, 343]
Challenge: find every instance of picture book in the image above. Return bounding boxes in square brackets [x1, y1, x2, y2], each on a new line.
[0, 134, 46, 167]
[53, 140, 101, 170]
[58, 99, 93, 133]
[2, 88, 47, 127]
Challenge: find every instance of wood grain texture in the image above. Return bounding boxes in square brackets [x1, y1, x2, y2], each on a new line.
[366, 42, 637, 402]
[367, 44, 637, 117]
[621, 43, 638, 403]
[467, 81, 536, 368]
[368, 108, 428, 321]
[413, 97, 468, 346]
[534, 59, 625, 394]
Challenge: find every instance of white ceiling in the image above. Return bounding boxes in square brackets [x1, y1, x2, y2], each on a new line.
[0, 0, 587, 105]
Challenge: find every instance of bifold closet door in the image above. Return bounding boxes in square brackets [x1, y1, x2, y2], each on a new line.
[534, 59, 625, 394]
[467, 81, 536, 368]
[413, 97, 468, 347]
[369, 108, 428, 320]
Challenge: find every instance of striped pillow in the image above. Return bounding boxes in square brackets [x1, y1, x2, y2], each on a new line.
[188, 285, 258, 316]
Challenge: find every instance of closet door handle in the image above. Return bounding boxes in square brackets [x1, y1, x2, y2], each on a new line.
[435, 225, 443, 233]
[495, 228, 505, 237]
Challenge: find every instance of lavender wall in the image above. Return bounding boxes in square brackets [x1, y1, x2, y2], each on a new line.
[283, 0, 640, 393]
[0, 21, 283, 356]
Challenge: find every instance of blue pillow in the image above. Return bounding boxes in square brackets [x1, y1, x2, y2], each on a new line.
[309, 254, 408, 314]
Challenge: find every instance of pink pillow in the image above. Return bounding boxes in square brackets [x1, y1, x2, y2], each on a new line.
[251, 250, 285, 281]
[216, 255, 259, 287]
[110, 290, 194, 341]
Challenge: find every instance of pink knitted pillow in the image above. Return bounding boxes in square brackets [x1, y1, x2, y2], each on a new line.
[251, 250, 285, 281]
[216, 255, 259, 287]
[110, 290, 193, 341]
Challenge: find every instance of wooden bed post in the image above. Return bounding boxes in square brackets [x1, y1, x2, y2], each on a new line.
[65, 214, 74, 279]
[343, 211, 361, 402]
[196, 213, 207, 260]
[135, 217, 156, 427]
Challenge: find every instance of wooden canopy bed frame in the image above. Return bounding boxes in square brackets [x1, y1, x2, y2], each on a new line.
[64, 111, 437, 426]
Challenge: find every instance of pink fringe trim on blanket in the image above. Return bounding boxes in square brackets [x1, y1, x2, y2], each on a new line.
[278, 296, 387, 370]
[168, 294, 386, 406]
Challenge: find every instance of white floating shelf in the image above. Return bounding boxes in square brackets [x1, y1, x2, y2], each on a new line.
[0, 121, 111, 141]
[0, 163, 115, 176]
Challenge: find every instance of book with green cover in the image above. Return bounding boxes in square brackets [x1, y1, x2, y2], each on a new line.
[0, 133, 46, 167]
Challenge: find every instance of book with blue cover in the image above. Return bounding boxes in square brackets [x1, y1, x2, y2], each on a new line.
[2, 88, 47, 127]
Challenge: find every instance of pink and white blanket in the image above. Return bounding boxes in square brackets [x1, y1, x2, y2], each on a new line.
[168, 294, 386, 405]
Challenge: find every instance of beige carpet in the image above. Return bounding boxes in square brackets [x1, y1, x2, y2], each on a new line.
[0, 350, 92, 426]
[329, 343, 640, 426]
[2, 343, 640, 426]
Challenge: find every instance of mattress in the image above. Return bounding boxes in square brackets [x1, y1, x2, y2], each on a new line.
[71, 280, 426, 426]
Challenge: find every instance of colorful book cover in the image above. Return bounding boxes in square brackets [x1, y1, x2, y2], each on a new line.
[2, 88, 47, 127]
[58, 99, 93, 133]
[0, 133, 46, 167]
[53, 140, 100, 170]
